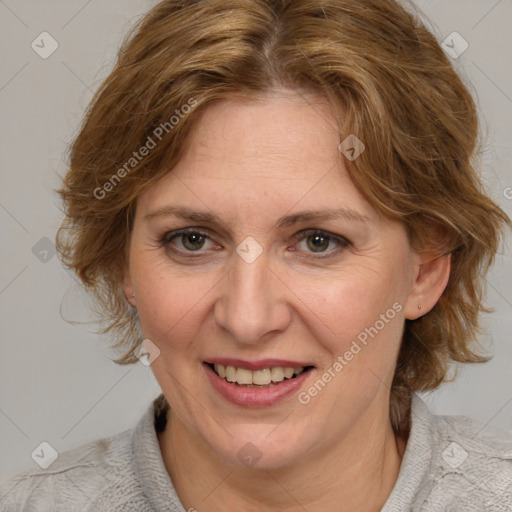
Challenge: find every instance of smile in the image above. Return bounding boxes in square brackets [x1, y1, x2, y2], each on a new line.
[208, 363, 310, 387]
[203, 360, 315, 407]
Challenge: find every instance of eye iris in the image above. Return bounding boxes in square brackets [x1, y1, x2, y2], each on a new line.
[182, 233, 205, 250]
[308, 234, 329, 252]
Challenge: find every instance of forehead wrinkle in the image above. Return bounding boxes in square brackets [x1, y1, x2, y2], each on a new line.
[180, 144, 338, 181]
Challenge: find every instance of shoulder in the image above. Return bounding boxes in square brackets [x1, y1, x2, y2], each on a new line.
[423, 400, 512, 509]
[1, 395, 179, 512]
[0, 395, 172, 512]
[0, 428, 140, 512]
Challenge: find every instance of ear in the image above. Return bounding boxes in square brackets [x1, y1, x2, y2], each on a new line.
[123, 267, 136, 307]
[404, 253, 451, 320]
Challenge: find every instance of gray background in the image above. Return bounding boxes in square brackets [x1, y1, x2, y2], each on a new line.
[0, 0, 511, 481]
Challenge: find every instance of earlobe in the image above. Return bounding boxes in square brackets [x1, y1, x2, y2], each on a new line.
[123, 270, 136, 307]
[404, 253, 451, 320]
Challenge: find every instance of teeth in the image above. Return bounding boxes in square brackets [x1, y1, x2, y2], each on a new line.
[215, 364, 226, 378]
[212, 364, 307, 386]
[225, 365, 236, 383]
[283, 367, 294, 379]
[270, 367, 284, 382]
[236, 368, 253, 385]
[253, 368, 271, 385]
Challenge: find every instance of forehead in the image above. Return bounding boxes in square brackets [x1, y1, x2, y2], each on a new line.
[178, 89, 341, 177]
[137, 90, 376, 221]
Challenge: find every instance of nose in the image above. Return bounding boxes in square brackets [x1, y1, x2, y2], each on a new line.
[213, 250, 291, 345]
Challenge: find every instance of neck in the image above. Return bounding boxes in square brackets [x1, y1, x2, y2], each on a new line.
[158, 400, 407, 512]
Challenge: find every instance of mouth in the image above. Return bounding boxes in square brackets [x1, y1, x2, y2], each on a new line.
[203, 360, 315, 406]
[205, 362, 315, 388]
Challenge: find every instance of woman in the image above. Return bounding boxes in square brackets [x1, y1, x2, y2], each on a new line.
[1, 0, 511, 510]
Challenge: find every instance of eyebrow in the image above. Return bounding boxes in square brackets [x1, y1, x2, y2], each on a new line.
[144, 205, 371, 228]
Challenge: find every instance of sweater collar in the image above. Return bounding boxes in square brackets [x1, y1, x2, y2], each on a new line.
[133, 392, 434, 511]
[382, 393, 435, 510]
[133, 396, 185, 512]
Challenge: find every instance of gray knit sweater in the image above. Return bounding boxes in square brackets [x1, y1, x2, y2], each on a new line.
[1, 393, 511, 511]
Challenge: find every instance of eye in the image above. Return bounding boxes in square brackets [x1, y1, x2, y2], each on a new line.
[293, 229, 350, 257]
[160, 229, 218, 253]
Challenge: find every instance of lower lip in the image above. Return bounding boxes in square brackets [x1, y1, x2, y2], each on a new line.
[203, 363, 313, 407]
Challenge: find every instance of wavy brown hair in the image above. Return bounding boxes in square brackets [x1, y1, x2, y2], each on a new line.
[56, 0, 510, 433]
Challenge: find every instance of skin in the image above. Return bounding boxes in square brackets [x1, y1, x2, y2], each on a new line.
[123, 88, 450, 511]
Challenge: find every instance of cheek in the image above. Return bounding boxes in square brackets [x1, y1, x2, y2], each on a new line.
[298, 265, 403, 337]
[131, 255, 217, 348]
[291, 265, 407, 389]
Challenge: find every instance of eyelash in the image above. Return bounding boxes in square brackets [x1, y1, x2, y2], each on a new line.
[158, 228, 350, 259]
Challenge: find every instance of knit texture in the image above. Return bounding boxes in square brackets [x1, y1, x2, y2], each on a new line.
[1, 393, 511, 511]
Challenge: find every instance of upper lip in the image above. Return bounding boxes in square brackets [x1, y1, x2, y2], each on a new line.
[204, 358, 314, 371]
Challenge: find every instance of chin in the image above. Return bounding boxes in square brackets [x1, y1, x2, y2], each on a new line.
[207, 424, 314, 471]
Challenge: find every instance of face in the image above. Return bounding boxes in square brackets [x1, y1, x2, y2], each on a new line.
[124, 89, 421, 469]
